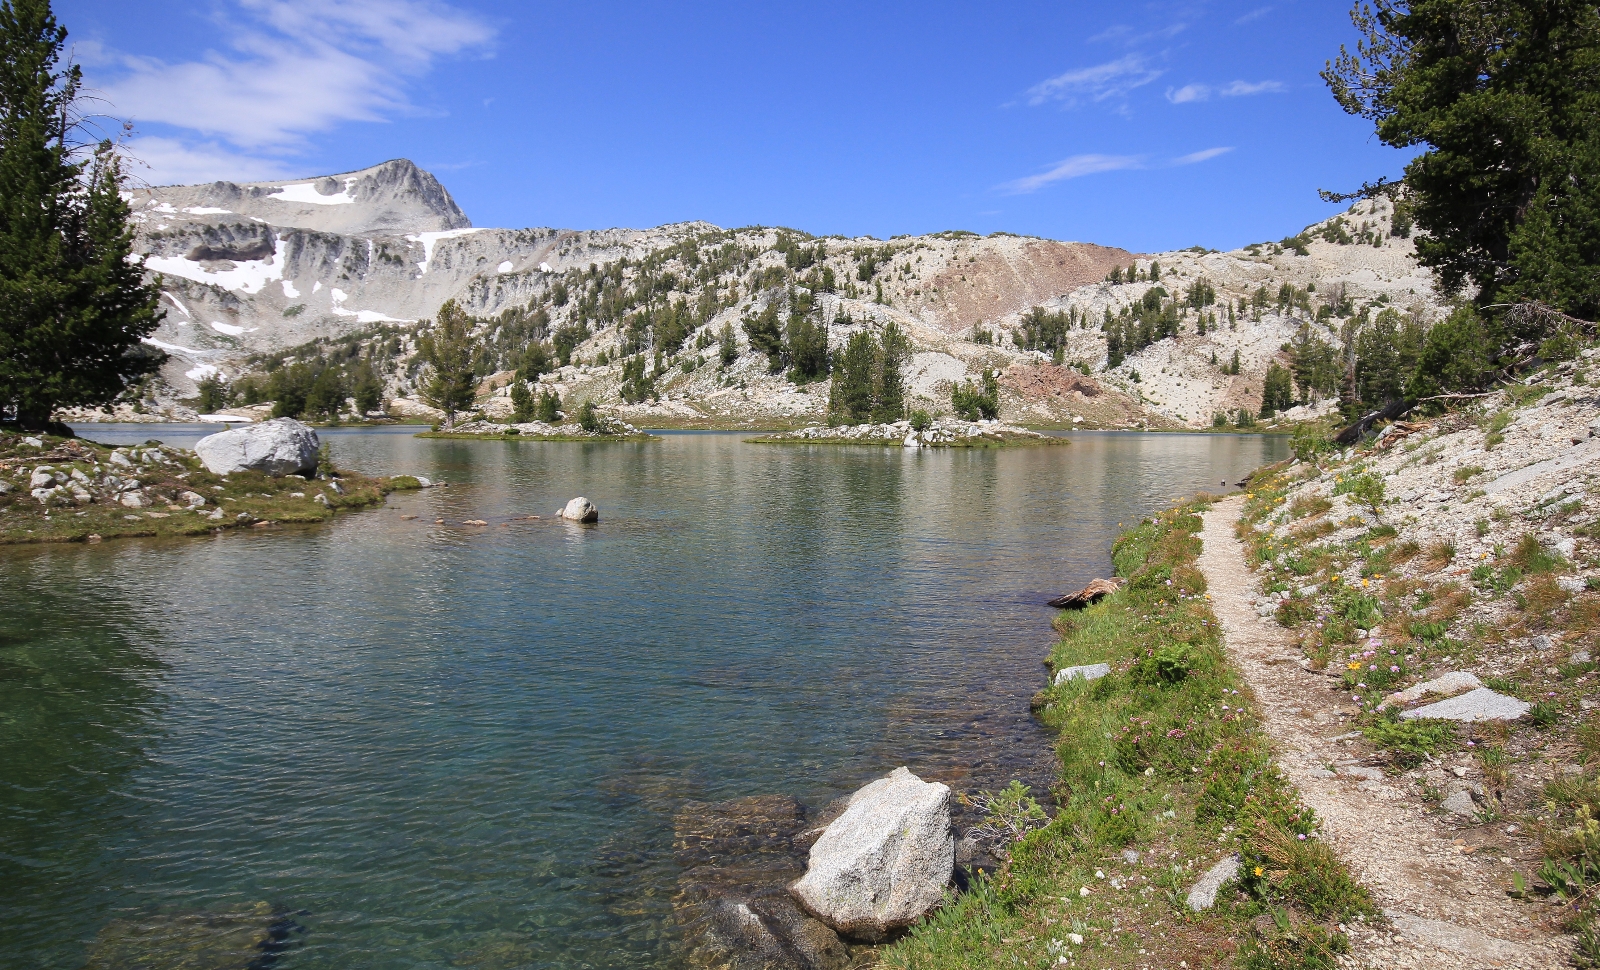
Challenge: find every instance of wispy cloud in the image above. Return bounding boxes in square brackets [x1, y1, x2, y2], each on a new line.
[119, 136, 300, 187]
[1025, 54, 1164, 107]
[86, 0, 494, 184]
[1166, 83, 1208, 104]
[1000, 145, 1233, 194]
[1165, 79, 1285, 103]
[1000, 154, 1145, 194]
[1219, 79, 1285, 96]
[1235, 6, 1273, 24]
[1174, 146, 1233, 165]
[1087, 21, 1189, 46]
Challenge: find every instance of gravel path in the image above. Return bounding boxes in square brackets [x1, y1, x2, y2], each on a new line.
[1198, 495, 1569, 969]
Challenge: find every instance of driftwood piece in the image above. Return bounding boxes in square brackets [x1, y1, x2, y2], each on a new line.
[1047, 577, 1124, 609]
[1376, 420, 1430, 450]
[1335, 397, 1411, 446]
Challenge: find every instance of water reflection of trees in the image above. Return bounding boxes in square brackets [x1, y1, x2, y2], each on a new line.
[0, 569, 166, 965]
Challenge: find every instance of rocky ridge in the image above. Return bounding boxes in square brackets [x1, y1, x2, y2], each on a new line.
[101, 161, 1445, 431]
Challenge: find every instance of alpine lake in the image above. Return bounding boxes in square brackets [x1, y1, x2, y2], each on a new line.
[0, 426, 1286, 969]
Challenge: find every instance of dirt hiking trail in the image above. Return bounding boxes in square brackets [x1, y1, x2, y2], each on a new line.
[1198, 495, 1568, 969]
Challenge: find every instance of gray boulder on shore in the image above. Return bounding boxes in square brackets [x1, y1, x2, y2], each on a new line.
[194, 418, 320, 477]
[789, 767, 954, 941]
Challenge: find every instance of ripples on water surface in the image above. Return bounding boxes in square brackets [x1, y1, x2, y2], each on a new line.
[0, 427, 1285, 969]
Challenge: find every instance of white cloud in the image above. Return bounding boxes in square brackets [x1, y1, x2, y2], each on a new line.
[86, 0, 493, 184]
[1026, 55, 1164, 106]
[999, 146, 1234, 193]
[1000, 154, 1145, 194]
[1235, 6, 1273, 24]
[119, 136, 299, 186]
[1220, 79, 1286, 96]
[1087, 22, 1189, 45]
[1166, 79, 1285, 104]
[1173, 147, 1233, 165]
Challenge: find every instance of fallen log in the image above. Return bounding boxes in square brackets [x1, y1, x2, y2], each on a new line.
[1047, 577, 1125, 609]
[1334, 397, 1411, 446]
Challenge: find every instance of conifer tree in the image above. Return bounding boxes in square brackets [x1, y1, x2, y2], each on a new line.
[0, 0, 164, 428]
[351, 357, 383, 415]
[827, 331, 876, 424]
[418, 299, 478, 428]
[951, 369, 1000, 421]
[872, 322, 908, 423]
[1260, 362, 1295, 417]
[509, 378, 534, 422]
[1326, 0, 1600, 325]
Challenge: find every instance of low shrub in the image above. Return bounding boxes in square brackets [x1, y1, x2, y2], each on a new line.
[1364, 716, 1457, 767]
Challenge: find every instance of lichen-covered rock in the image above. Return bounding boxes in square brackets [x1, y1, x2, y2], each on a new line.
[194, 418, 319, 476]
[1186, 855, 1240, 911]
[789, 767, 953, 941]
[1400, 687, 1530, 722]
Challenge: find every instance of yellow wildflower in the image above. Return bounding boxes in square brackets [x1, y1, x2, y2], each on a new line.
[1254, 866, 1264, 877]
[1347, 662, 1361, 670]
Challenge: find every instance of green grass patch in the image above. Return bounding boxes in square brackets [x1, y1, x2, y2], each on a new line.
[882, 501, 1372, 970]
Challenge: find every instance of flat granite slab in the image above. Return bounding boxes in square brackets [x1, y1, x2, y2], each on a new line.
[1400, 687, 1530, 722]
[1054, 663, 1110, 686]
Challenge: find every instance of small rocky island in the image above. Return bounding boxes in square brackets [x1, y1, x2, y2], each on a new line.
[416, 416, 654, 441]
[0, 419, 422, 544]
[749, 418, 1068, 448]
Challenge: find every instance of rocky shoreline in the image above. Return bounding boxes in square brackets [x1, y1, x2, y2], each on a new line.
[0, 422, 421, 545]
[748, 418, 1068, 448]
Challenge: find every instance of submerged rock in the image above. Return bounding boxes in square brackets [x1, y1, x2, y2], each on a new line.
[789, 767, 953, 941]
[674, 795, 852, 970]
[681, 882, 852, 970]
[84, 901, 297, 969]
[194, 418, 319, 477]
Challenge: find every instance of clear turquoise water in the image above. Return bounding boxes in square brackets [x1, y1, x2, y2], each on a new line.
[0, 428, 1285, 969]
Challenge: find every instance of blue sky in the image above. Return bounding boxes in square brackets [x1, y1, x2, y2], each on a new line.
[59, 0, 1413, 252]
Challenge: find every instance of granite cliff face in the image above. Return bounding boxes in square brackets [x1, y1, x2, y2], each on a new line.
[119, 160, 1444, 430]
[131, 158, 469, 236]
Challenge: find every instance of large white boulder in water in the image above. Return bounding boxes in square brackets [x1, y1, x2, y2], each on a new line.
[195, 418, 320, 476]
[789, 767, 953, 940]
[559, 496, 598, 523]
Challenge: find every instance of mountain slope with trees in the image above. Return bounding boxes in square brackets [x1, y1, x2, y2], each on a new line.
[90, 162, 1450, 431]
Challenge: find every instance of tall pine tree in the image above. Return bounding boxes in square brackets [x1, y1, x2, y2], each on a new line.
[418, 299, 478, 428]
[0, 0, 163, 428]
